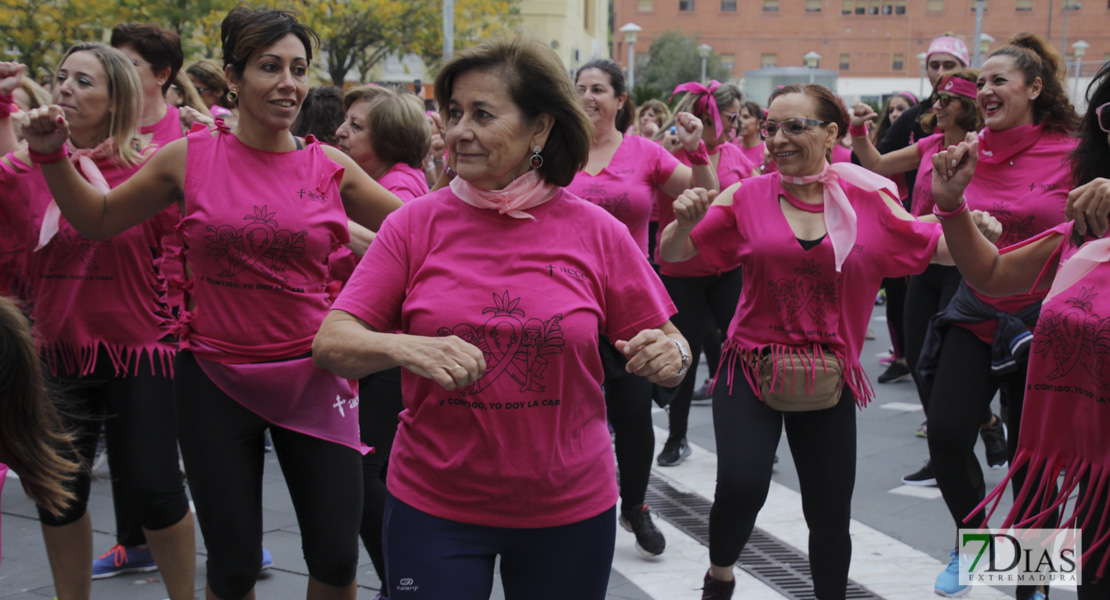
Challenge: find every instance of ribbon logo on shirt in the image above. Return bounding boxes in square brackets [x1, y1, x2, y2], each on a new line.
[204, 205, 307, 280]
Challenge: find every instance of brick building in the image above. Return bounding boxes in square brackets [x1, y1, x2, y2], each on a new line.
[613, 0, 1110, 79]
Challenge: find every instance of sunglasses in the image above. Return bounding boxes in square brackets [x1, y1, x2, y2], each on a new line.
[721, 111, 741, 124]
[930, 93, 957, 108]
[1097, 101, 1110, 133]
[759, 117, 830, 138]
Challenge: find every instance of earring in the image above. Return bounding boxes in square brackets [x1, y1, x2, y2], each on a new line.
[530, 145, 543, 169]
[227, 89, 238, 103]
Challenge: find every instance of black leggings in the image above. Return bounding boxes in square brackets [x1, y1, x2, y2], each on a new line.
[926, 326, 1031, 530]
[659, 267, 742, 440]
[600, 339, 654, 516]
[708, 366, 856, 600]
[174, 351, 363, 599]
[37, 354, 188, 533]
[882, 276, 907, 359]
[358, 367, 404, 586]
[903, 265, 962, 409]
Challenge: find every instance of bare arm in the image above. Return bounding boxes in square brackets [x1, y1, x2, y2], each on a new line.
[660, 183, 735, 262]
[931, 140, 1061, 296]
[615, 320, 691, 388]
[0, 62, 26, 157]
[22, 106, 183, 240]
[313, 310, 486, 389]
[322, 145, 403, 231]
[345, 219, 376, 256]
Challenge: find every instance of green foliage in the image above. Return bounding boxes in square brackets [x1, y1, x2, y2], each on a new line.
[630, 83, 665, 106]
[640, 29, 728, 98]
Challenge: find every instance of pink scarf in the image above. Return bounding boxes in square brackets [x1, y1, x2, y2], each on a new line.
[1046, 235, 1110, 301]
[35, 139, 115, 251]
[780, 161, 899, 272]
[671, 80, 723, 139]
[976, 123, 1043, 167]
[450, 170, 558, 221]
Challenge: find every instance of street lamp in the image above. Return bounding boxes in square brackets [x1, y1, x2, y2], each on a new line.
[804, 51, 821, 84]
[971, 0, 985, 67]
[443, 0, 454, 61]
[1072, 40, 1089, 101]
[917, 52, 928, 97]
[619, 23, 643, 91]
[1061, 1, 1081, 61]
[698, 43, 713, 84]
[978, 33, 994, 63]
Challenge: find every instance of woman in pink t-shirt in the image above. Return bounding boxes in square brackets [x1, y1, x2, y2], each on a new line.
[22, 9, 403, 600]
[566, 58, 717, 558]
[315, 38, 690, 600]
[653, 81, 754, 469]
[110, 23, 185, 148]
[333, 82, 431, 587]
[912, 34, 1079, 599]
[927, 60, 1110, 597]
[3, 44, 196, 599]
[734, 100, 767, 176]
[661, 83, 991, 600]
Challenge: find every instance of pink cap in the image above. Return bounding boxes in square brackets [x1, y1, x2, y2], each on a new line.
[927, 36, 970, 67]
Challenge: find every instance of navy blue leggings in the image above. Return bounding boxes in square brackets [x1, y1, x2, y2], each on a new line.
[383, 495, 615, 600]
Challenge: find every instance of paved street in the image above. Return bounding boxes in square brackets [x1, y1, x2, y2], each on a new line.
[0, 306, 1080, 599]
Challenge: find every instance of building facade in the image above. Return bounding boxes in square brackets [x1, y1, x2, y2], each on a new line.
[519, 0, 611, 70]
[613, 0, 1109, 79]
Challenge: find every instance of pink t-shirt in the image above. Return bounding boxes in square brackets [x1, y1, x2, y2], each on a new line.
[654, 143, 753, 277]
[910, 133, 946, 217]
[565, 135, 681, 257]
[210, 105, 233, 119]
[377, 162, 429, 202]
[831, 144, 852, 164]
[736, 140, 765, 174]
[691, 173, 941, 405]
[960, 125, 1075, 343]
[141, 104, 183, 147]
[0, 151, 177, 377]
[332, 188, 676, 528]
[0, 221, 28, 304]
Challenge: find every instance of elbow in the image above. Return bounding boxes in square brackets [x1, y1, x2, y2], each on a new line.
[312, 331, 342, 374]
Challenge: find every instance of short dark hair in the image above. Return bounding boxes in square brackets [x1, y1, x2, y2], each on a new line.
[110, 23, 184, 96]
[576, 59, 633, 133]
[221, 7, 319, 78]
[435, 37, 592, 187]
[292, 86, 344, 145]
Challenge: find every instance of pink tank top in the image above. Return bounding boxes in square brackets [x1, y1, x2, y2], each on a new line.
[141, 105, 183, 147]
[0, 150, 177, 377]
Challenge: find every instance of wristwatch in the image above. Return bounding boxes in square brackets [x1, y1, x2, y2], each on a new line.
[670, 338, 691, 378]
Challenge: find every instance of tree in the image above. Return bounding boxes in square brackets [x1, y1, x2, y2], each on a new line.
[0, 0, 114, 81]
[640, 29, 728, 101]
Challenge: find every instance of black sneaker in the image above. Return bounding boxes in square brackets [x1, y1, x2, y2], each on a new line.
[692, 379, 713, 403]
[877, 361, 911, 384]
[701, 569, 735, 599]
[620, 504, 666, 556]
[656, 436, 691, 467]
[980, 415, 1008, 469]
[901, 460, 937, 487]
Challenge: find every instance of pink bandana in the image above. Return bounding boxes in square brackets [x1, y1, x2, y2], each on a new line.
[781, 161, 899, 272]
[1046, 236, 1110, 301]
[450, 169, 558, 221]
[927, 36, 970, 67]
[35, 139, 115, 251]
[936, 74, 978, 100]
[671, 80, 723, 139]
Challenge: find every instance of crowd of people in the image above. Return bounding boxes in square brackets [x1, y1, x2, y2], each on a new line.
[1, 8, 1109, 600]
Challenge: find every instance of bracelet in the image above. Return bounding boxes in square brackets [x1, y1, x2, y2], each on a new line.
[686, 140, 710, 166]
[0, 94, 13, 119]
[848, 123, 868, 138]
[670, 338, 690, 378]
[28, 145, 69, 165]
[932, 200, 969, 221]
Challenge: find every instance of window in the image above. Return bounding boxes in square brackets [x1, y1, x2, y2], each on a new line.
[1015, 0, 1032, 8]
[854, 0, 866, 14]
[763, 0, 779, 11]
[895, 0, 906, 13]
[927, 0, 943, 10]
[892, 53, 904, 70]
[584, 0, 594, 30]
[722, 0, 737, 9]
[720, 53, 736, 72]
[761, 53, 778, 68]
[869, 0, 880, 14]
[839, 53, 850, 70]
[679, 0, 695, 10]
[842, 0, 852, 13]
[970, 0, 986, 10]
[881, 0, 893, 14]
[637, 0, 653, 10]
[806, 0, 822, 11]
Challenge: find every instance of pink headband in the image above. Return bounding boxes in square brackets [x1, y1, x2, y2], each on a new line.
[927, 36, 970, 67]
[895, 91, 918, 105]
[936, 75, 978, 100]
[671, 80, 723, 139]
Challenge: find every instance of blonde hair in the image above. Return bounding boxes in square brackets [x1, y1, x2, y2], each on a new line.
[56, 43, 144, 166]
[16, 78, 52, 111]
[171, 71, 212, 118]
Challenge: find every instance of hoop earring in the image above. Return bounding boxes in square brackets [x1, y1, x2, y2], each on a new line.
[530, 145, 543, 169]
[227, 89, 238, 103]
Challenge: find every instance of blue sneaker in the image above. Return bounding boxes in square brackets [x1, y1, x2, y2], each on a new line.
[91, 544, 158, 579]
[260, 547, 274, 571]
[935, 549, 970, 597]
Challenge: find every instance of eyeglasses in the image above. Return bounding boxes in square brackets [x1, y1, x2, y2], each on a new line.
[721, 112, 740, 124]
[1097, 101, 1110, 133]
[195, 86, 211, 94]
[759, 117, 830, 138]
[930, 93, 956, 108]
